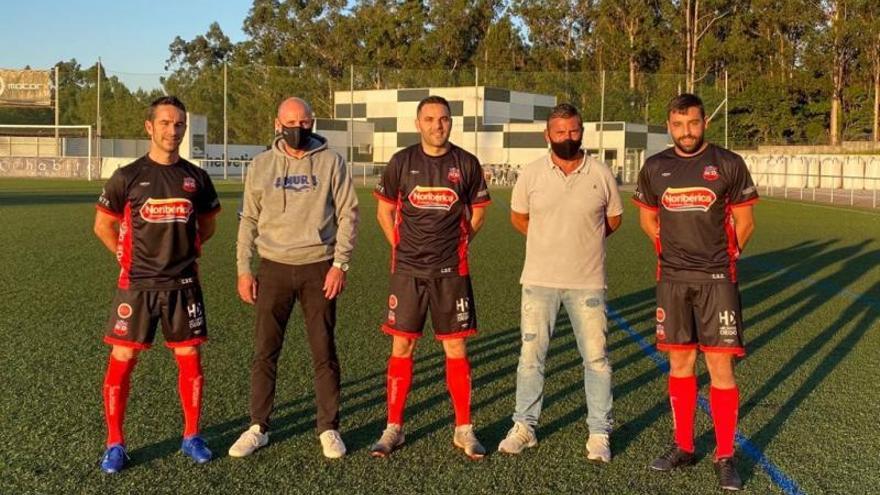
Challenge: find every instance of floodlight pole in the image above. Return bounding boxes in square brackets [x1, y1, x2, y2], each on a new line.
[54, 66, 60, 145]
[474, 67, 479, 161]
[725, 70, 729, 149]
[96, 58, 102, 168]
[599, 70, 605, 163]
[223, 60, 228, 180]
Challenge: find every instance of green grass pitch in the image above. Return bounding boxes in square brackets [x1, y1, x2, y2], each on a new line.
[1, 179, 878, 494]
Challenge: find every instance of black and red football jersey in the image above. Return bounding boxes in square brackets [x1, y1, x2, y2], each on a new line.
[373, 144, 491, 278]
[96, 155, 221, 290]
[633, 143, 758, 283]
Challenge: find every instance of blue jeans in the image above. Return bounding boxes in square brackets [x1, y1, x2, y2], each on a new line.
[512, 285, 613, 434]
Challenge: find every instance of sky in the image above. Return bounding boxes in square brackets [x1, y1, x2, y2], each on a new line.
[0, 0, 251, 89]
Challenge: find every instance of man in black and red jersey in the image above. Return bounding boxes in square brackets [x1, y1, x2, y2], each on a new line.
[633, 94, 757, 491]
[370, 95, 491, 459]
[93, 96, 221, 473]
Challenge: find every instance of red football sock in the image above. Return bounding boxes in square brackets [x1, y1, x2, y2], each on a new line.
[669, 375, 697, 453]
[445, 357, 472, 426]
[175, 352, 204, 438]
[387, 356, 413, 425]
[710, 386, 739, 460]
[103, 356, 136, 447]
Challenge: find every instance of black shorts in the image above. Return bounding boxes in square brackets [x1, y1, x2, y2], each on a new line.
[381, 273, 477, 340]
[655, 280, 745, 356]
[103, 286, 208, 349]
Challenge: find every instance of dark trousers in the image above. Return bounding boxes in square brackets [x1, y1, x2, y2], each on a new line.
[249, 258, 340, 433]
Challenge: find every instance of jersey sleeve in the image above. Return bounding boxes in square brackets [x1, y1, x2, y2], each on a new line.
[196, 172, 221, 217]
[632, 162, 659, 210]
[96, 169, 127, 218]
[467, 158, 491, 208]
[727, 155, 759, 207]
[374, 154, 401, 204]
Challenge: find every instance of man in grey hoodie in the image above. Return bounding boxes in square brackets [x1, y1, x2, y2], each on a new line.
[229, 97, 359, 459]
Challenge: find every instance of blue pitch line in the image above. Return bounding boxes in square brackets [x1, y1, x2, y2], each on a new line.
[607, 306, 806, 495]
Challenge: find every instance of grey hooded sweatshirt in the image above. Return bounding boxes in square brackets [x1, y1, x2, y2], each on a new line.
[236, 134, 359, 275]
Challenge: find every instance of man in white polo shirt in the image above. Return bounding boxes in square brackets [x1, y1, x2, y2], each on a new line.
[499, 103, 623, 462]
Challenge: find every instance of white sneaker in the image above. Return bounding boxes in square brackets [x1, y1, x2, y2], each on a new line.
[370, 423, 405, 457]
[586, 433, 611, 463]
[497, 421, 538, 454]
[319, 429, 347, 459]
[228, 424, 269, 458]
[453, 424, 486, 460]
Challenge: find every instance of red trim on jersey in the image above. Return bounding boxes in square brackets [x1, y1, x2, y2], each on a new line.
[165, 337, 207, 348]
[730, 198, 758, 209]
[655, 218, 663, 281]
[700, 345, 746, 357]
[381, 324, 423, 339]
[435, 329, 477, 340]
[391, 192, 403, 273]
[631, 198, 659, 211]
[723, 202, 739, 283]
[457, 212, 470, 276]
[96, 205, 123, 219]
[372, 190, 397, 205]
[472, 199, 492, 208]
[657, 342, 698, 352]
[117, 202, 133, 289]
[103, 336, 151, 349]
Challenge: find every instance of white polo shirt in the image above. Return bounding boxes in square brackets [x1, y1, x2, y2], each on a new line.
[511, 152, 623, 290]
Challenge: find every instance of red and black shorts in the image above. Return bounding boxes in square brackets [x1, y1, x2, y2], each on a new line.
[381, 272, 477, 340]
[655, 280, 745, 357]
[104, 286, 208, 349]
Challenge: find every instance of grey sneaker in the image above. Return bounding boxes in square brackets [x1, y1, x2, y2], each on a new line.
[228, 424, 269, 458]
[319, 429, 347, 459]
[370, 424, 405, 457]
[453, 424, 486, 460]
[497, 421, 538, 454]
[586, 433, 611, 463]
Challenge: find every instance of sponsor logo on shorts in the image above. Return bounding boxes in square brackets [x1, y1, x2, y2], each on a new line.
[388, 294, 398, 310]
[112, 319, 128, 336]
[187, 302, 203, 319]
[661, 187, 717, 212]
[183, 177, 197, 192]
[387, 310, 396, 325]
[140, 198, 193, 223]
[656, 307, 666, 323]
[117, 303, 133, 319]
[179, 277, 194, 285]
[447, 167, 461, 184]
[718, 310, 737, 335]
[656, 324, 665, 340]
[455, 298, 469, 313]
[456, 312, 469, 323]
[702, 165, 719, 181]
[408, 186, 459, 210]
[189, 317, 205, 329]
[440, 267, 453, 274]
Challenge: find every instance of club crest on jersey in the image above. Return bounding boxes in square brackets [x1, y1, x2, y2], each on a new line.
[183, 177, 197, 192]
[408, 186, 459, 210]
[447, 167, 461, 184]
[702, 165, 719, 182]
[661, 187, 716, 212]
[140, 198, 193, 223]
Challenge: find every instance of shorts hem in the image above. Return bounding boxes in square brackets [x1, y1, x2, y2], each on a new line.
[435, 329, 477, 340]
[381, 324, 423, 339]
[165, 337, 207, 348]
[657, 343, 698, 352]
[104, 337, 152, 349]
[700, 345, 746, 357]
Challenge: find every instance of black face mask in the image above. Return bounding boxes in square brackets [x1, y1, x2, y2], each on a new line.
[550, 138, 582, 160]
[280, 125, 312, 150]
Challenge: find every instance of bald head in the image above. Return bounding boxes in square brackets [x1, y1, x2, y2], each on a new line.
[275, 97, 314, 131]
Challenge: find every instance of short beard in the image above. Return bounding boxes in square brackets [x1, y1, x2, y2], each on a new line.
[674, 135, 704, 154]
